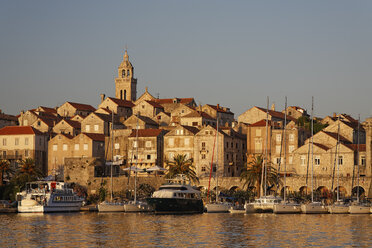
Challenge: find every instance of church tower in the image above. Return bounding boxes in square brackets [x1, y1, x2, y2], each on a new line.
[115, 50, 137, 101]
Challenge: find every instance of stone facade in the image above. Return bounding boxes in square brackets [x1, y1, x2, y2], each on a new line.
[52, 119, 81, 136]
[202, 104, 234, 127]
[98, 96, 134, 119]
[81, 112, 111, 136]
[57, 102, 95, 118]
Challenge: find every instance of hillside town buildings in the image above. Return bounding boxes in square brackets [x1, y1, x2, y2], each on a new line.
[1, 49, 371, 198]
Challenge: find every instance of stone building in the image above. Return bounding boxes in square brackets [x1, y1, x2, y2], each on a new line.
[123, 115, 159, 130]
[81, 112, 112, 136]
[283, 106, 309, 120]
[98, 96, 134, 120]
[105, 129, 133, 165]
[180, 110, 216, 128]
[48, 132, 105, 175]
[132, 100, 164, 119]
[52, 119, 81, 136]
[169, 104, 196, 125]
[238, 106, 294, 125]
[0, 110, 17, 128]
[31, 117, 55, 134]
[127, 129, 167, 172]
[57, 101, 96, 118]
[163, 125, 199, 164]
[194, 125, 246, 179]
[153, 112, 171, 127]
[0, 126, 48, 174]
[202, 104, 234, 127]
[154, 97, 196, 113]
[115, 50, 137, 101]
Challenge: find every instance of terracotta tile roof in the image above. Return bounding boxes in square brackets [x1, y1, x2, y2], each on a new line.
[129, 129, 164, 138]
[145, 101, 164, 109]
[249, 119, 281, 128]
[37, 117, 55, 127]
[96, 108, 113, 114]
[322, 131, 351, 144]
[0, 112, 18, 122]
[93, 113, 112, 122]
[0, 126, 44, 136]
[205, 104, 234, 114]
[154, 98, 195, 105]
[313, 143, 330, 150]
[107, 97, 135, 108]
[62, 119, 81, 129]
[67, 102, 96, 111]
[82, 133, 105, 142]
[38, 106, 57, 114]
[256, 107, 296, 122]
[183, 111, 214, 120]
[345, 144, 366, 152]
[137, 115, 159, 125]
[181, 125, 200, 134]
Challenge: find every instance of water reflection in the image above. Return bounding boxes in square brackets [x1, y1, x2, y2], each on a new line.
[0, 213, 371, 247]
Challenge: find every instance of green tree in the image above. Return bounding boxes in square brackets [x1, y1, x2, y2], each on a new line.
[0, 160, 12, 186]
[165, 154, 199, 184]
[240, 154, 280, 197]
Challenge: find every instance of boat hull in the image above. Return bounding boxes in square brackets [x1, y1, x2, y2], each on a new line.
[349, 205, 370, 214]
[18, 205, 81, 213]
[205, 203, 231, 213]
[328, 205, 349, 214]
[244, 203, 255, 213]
[273, 204, 301, 214]
[146, 198, 203, 214]
[300, 203, 328, 214]
[98, 203, 125, 212]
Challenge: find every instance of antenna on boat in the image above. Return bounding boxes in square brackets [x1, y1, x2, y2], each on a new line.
[310, 96, 314, 203]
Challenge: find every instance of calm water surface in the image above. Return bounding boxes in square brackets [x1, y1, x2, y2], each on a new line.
[0, 212, 371, 247]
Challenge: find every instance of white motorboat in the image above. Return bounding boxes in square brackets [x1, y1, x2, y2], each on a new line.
[300, 202, 328, 214]
[273, 202, 301, 214]
[244, 202, 255, 213]
[252, 195, 282, 212]
[17, 181, 84, 213]
[328, 201, 349, 214]
[124, 201, 151, 212]
[229, 205, 246, 214]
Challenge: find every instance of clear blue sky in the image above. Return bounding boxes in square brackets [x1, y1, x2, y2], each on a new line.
[1, 1, 372, 121]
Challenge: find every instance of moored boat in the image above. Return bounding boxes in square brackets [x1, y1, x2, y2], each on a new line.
[273, 202, 301, 214]
[300, 202, 328, 214]
[348, 202, 370, 214]
[17, 181, 84, 213]
[252, 195, 282, 213]
[124, 201, 151, 212]
[328, 201, 349, 214]
[98, 201, 125, 212]
[205, 202, 232, 213]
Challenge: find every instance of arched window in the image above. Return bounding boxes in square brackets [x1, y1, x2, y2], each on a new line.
[124, 90, 127, 100]
[127, 70, 130, 77]
[122, 70, 125, 77]
[120, 90, 123, 100]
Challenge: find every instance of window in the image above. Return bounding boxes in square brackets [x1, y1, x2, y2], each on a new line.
[192, 122, 198, 126]
[276, 145, 281, 154]
[314, 156, 320, 165]
[15, 138, 19, 146]
[276, 134, 282, 142]
[226, 142, 229, 148]
[289, 134, 294, 142]
[146, 141, 151, 148]
[147, 154, 151, 160]
[289, 145, 295, 153]
[53, 144, 57, 151]
[227, 154, 229, 160]
[74, 144, 79, 151]
[184, 138, 190, 146]
[202, 154, 206, 159]
[25, 138, 29, 146]
[338, 156, 343, 165]
[2, 138, 6, 146]
[2, 151, 6, 157]
[300, 156, 306, 166]
[255, 138, 262, 153]
[201, 166, 206, 172]
[84, 144, 88, 151]
[127, 70, 130, 76]
[63, 144, 68, 151]
[256, 129, 261, 137]
[114, 143, 120, 149]
[168, 138, 174, 146]
[24, 150, 29, 157]
[133, 141, 138, 148]
[201, 142, 206, 150]
[86, 125, 90, 132]
[276, 158, 281, 164]
[169, 152, 174, 160]
[122, 69, 125, 77]
[361, 156, 366, 166]
[180, 130, 184, 135]
[94, 125, 99, 131]
[288, 156, 293, 164]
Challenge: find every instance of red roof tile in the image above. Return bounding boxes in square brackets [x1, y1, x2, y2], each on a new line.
[58, 119, 81, 129]
[256, 107, 296, 122]
[145, 101, 164, 109]
[38, 106, 57, 114]
[129, 129, 163, 137]
[0, 126, 44, 136]
[313, 143, 330, 150]
[183, 111, 214, 120]
[0, 112, 18, 122]
[205, 104, 234, 114]
[345, 144, 366, 152]
[249, 119, 281, 128]
[82, 133, 105, 142]
[107, 97, 135, 108]
[154, 98, 195, 105]
[67, 102, 96, 111]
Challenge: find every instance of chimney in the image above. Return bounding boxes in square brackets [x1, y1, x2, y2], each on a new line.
[100, 94, 105, 103]
[217, 104, 220, 109]
[333, 112, 337, 118]
[271, 103, 275, 111]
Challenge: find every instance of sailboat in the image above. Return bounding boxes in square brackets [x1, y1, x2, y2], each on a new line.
[328, 115, 349, 214]
[300, 97, 328, 214]
[349, 115, 370, 214]
[273, 97, 301, 214]
[124, 113, 150, 212]
[98, 112, 125, 212]
[248, 97, 282, 213]
[205, 117, 232, 213]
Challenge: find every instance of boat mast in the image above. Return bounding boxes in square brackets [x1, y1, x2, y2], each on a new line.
[110, 110, 114, 202]
[356, 114, 360, 203]
[283, 97, 287, 202]
[216, 116, 219, 203]
[134, 113, 139, 203]
[261, 97, 269, 197]
[336, 116, 341, 202]
[311, 96, 314, 203]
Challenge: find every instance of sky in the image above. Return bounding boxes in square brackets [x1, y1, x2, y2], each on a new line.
[1, 1, 372, 121]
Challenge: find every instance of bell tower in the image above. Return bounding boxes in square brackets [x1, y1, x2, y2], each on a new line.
[115, 50, 137, 101]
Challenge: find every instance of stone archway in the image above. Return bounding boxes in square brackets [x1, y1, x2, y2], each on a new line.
[316, 186, 329, 198]
[229, 186, 240, 192]
[299, 186, 309, 195]
[352, 186, 365, 198]
[333, 186, 347, 198]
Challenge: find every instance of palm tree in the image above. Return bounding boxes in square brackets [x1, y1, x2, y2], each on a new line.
[18, 158, 43, 180]
[0, 159, 12, 186]
[240, 154, 280, 197]
[165, 154, 199, 184]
